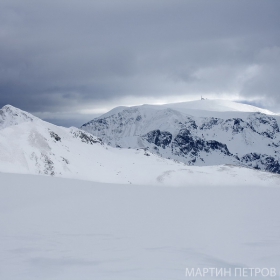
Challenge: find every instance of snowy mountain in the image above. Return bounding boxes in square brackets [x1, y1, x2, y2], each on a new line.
[81, 99, 280, 174]
[1, 104, 280, 280]
[0, 105, 178, 185]
[0, 104, 39, 129]
[1, 104, 280, 186]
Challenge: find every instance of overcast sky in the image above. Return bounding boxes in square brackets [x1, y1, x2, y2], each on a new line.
[1, 0, 280, 126]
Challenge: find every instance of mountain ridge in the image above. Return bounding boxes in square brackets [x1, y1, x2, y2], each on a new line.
[81, 99, 280, 174]
[2, 103, 261, 186]
[91, 99, 276, 121]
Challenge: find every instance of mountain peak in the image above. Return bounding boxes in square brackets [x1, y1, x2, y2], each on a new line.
[91, 99, 275, 121]
[0, 104, 38, 130]
[160, 99, 275, 115]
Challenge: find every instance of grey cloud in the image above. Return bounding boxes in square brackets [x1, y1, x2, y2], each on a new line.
[0, 0, 279, 125]
[241, 47, 280, 100]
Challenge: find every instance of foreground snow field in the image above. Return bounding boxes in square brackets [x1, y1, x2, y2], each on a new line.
[1, 173, 280, 280]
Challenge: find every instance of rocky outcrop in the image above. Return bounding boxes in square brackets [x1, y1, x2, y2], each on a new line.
[70, 129, 103, 145]
[142, 130, 172, 149]
[172, 129, 230, 156]
[248, 113, 279, 139]
[241, 153, 280, 174]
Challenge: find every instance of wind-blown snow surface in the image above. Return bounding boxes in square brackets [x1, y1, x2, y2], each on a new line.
[1, 173, 280, 280]
[81, 99, 280, 174]
[158, 99, 275, 115]
[95, 99, 275, 119]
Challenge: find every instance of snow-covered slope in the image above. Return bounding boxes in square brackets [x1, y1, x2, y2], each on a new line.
[81, 99, 280, 174]
[0, 104, 39, 129]
[160, 99, 275, 115]
[1, 173, 280, 280]
[0, 107, 180, 185]
[0, 104, 280, 186]
[99, 99, 275, 119]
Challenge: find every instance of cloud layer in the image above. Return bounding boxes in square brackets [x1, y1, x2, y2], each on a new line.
[1, 0, 280, 125]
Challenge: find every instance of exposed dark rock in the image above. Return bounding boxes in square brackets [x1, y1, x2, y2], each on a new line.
[200, 118, 223, 130]
[184, 118, 198, 130]
[142, 130, 172, 149]
[241, 153, 261, 162]
[41, 153, 55, 176]
[71, 130, 103, 145]
[172, 129, 232, 158]
[205, 140, 231, 155]
[221, 118, 250, 134]
[81, 118, 109, 131]
[61, 157, 69, 164]
[241, 153, 280, 174]
[49, 131, 61, 142]
[248, 113, 279, 139]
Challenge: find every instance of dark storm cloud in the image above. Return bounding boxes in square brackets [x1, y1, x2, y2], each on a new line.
[0, 0, 280, 125]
